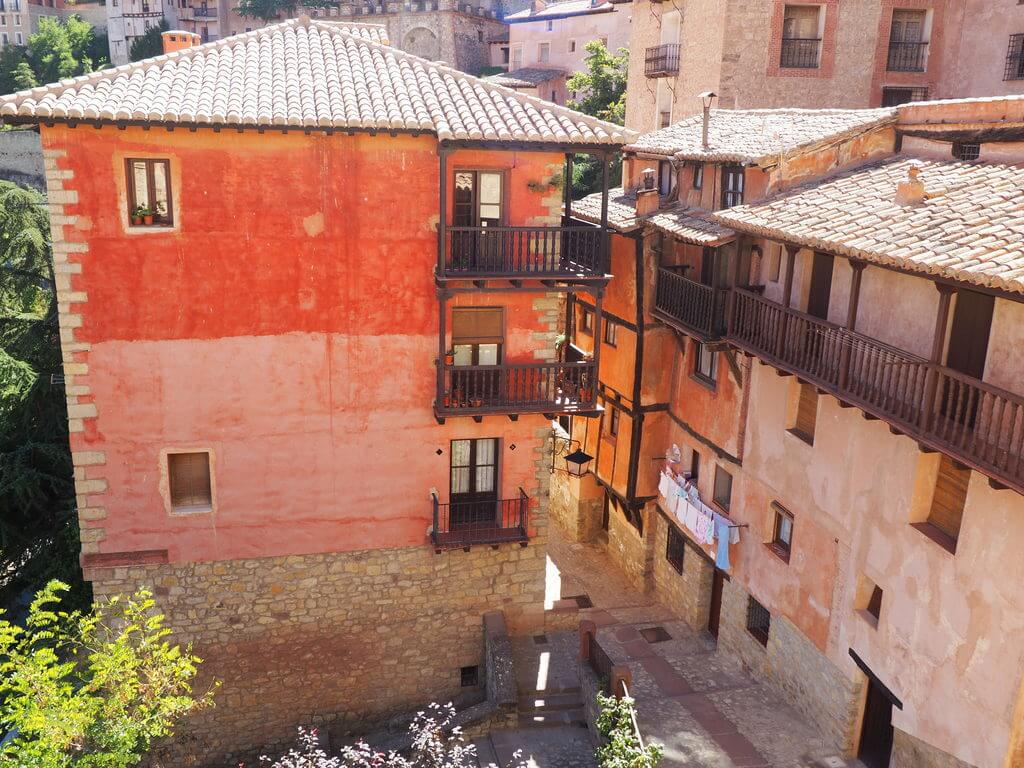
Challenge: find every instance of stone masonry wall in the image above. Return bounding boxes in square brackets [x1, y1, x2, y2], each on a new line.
[91, 538, 547, 767]
[605, 500, 653, 593]
[649, 507, 714, 632]
[892, 727, 979, 768]
[717, 578, 861, 755]
[0, 128, 45, 190]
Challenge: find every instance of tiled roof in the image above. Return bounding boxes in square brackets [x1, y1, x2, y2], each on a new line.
[626, 108, 896, 163]
[314, 20, 389, 44]
[571, 188, 640, 232]
[714, 156, 1024, 295]
[485, 67, 566, 88]
[647, 206, 735, 246]
[506, 0, 615, 21]
[0, 18, 630, 146]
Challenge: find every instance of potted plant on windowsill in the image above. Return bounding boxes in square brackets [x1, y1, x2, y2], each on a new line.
[139, 205, 155, 225]
[444, 349, 455, 366]
[131, 205, 145, 226]
[154, 201, 167, 224]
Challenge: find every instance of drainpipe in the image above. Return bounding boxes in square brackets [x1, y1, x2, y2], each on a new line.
[699, 91, 717, 150]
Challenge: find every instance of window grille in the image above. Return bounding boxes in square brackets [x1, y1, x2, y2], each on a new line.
[746, 596, 771, 646]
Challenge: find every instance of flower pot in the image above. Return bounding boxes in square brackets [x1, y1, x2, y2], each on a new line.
[471, 397, 483, 408]
[444, 353, 455, 366]
[143, 214, 154, 225]
[131, 216, 143, 225]
[443, 395, 451, 407]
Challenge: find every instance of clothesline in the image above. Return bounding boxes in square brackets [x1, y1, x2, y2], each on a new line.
[658, 467, 739, 570]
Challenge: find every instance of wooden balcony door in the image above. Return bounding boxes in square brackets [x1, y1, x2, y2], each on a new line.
[941, 289, 994, 427]
[450, 438, 499, 528]
[806, 251, 834, 320]
[453, 170, 504, 270]
[451, 307, 503, 405]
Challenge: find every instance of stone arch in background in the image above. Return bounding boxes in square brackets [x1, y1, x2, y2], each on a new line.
[404, 26, 440, 60]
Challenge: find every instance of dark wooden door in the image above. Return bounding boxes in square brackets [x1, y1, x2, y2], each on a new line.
[450, 438, 499, 528]
[601, 493, 610, 532]
[946, 289, 994, 379]
[942, 289, 994, 427]
[858, 679, 894, 768]
[708, 569, 724, 638]
[452, 171, 503, 270]
[806, 251, 834, 320]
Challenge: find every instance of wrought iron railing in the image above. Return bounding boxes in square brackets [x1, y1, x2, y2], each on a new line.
[779, 38, 821, 68]
[438, 361, 596, 415]
[442, 226, 606, 279]
[431, 488, 529, 549]
[729, 288, 1024, 492]
[586, 631, 615, 694]
[887, 41, 928, 72]
[653, 268, 725, 340]
[645, 43, 681, 77]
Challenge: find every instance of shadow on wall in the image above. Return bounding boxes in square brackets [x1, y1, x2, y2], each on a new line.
[0, 129, 45, 191]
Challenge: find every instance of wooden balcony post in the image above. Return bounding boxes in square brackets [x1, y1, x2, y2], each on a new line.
[438, 146, 450, 277]
[838, 260, 866, 389]
[775, 244, 799, 357]
[600, 152, 610, 273]
[592, 289, 604, 401]
[726, 238, 744, 336]
[564, 152, 574, 223]
[921, 283, 956, 432]
[438, 290, 448, 406]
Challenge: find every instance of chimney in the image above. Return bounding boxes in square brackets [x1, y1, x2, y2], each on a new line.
[531, 0, 546, 14]
[161, 30, 201, 55]
[635, 168, 660, 216]
[896, 162, 927, 205]
[698, 91, 717, 150]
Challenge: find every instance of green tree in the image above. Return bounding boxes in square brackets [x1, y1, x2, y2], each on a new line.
[236, 0, 334, 22]
[128, 19, 169, 61]
[567, 39, 628, 125]
[595, 691, 663, 768]
[0, 581, 214, 767]
[0, 181, 83, 613]
[0, 46, 35, 94]
[21, 15, 106, 85]
[565, 40, 627, 198]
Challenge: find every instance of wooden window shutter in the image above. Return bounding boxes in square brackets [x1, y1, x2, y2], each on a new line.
[168, 452, 212, 509]
[452, 307, 504, 344]
[928, 456, 968, 541]
[794, 383, 818, 441]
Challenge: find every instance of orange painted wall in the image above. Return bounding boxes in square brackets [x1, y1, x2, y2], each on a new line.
[45, 125, 566, 564]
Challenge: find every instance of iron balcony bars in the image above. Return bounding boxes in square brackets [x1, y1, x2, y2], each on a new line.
[442, 226, 606, 279]
[779, 38, 821, 69]
[729, 289, 1024, 492]
[887, 40, 928, 72]
[437, 360, 597, 415]
[431, 488, 529, 549]
[645, 43, 682, 77]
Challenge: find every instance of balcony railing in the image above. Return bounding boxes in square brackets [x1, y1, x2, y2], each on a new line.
[645, 43, 681, 77]
[437, 360, 597, 416]
[442, 226, 606, 279]
[887, 41, 928, 72]
[653, 268, 725, 340]
[729, 289, 1024, 491]
[431, 488, 529, 549]
[194, 6, 218, 17]
[780, 38, 821, 69]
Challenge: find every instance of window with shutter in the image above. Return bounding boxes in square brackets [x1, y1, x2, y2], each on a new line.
[713, 465, 732, 511]
[452, 307, 504, 345]
[924, 456, 969, 550]
[167, 452, 212, 511]
[790, 383, 818, 444]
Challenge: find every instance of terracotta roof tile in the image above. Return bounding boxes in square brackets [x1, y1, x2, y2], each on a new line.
[714, 156, 1024, 295]
[626, 107, 896, 163]
[647, 206, 735, 246]
[571, 187, 640, 231]
[485, 67, 566, 89]
[0, 18, 631, 146]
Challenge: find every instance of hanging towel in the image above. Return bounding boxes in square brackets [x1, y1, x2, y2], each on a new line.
[704, 513, 716, 546]
[730, 524, 741, 545]
[714, 518, 731, 570]
[684, 502, 700, 536]
[658, 472, 671, 499]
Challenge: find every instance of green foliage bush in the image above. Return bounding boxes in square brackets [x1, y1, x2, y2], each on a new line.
[0, 581, 214, 767]
[595, 691, 663, 768]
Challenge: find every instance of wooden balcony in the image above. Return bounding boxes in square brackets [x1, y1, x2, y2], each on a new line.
[730, 289, 1024, 492]
[653, 267, 726, 341]
[436, 361, 597, 419]
[431, 489, 529, 550]
[440, 226, 607, 281]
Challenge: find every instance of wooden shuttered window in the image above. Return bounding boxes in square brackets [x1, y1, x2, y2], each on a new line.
[452, 307, 504, 344]
[168, 452, 212, 510]
[927, 456, 969, 543]
[792, 383, 818, 443]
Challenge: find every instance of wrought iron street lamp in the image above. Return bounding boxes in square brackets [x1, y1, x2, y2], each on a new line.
[551, 435, 594, 477]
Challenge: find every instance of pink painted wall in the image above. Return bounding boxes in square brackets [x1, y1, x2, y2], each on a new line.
[45, 124, 565, 564]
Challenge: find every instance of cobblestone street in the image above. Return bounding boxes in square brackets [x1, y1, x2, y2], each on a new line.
[478, 527, 850, 768]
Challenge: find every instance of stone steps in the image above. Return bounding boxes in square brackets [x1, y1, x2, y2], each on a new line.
[517, 707, 588, 729]
[516, 684, 587, 730]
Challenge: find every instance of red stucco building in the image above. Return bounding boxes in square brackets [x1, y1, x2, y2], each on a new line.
[0, 20, 629, 764]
